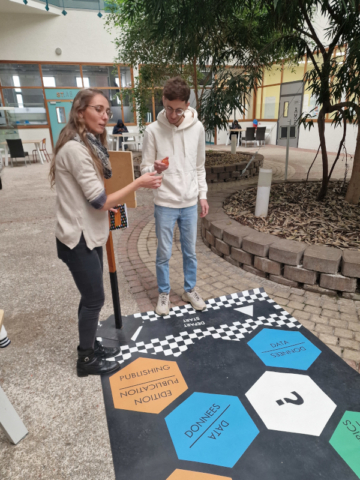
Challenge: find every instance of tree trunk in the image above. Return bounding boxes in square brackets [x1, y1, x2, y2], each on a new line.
[317, 109, 329, 201]
[345, 124, 360, 204]
[192, 56, 200, 113]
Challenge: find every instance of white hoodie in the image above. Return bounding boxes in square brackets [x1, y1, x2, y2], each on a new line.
[140, 107, 207, 208]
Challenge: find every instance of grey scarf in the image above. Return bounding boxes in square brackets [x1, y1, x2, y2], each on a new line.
[73, 132, 112, 179]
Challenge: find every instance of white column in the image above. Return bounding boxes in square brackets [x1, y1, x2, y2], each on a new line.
[255, 168, 273, 217]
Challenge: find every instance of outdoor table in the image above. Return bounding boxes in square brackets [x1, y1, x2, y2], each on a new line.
[228, 128, 246, 147]
[109, 132, 143, 152]
[0, 140, 45, 166]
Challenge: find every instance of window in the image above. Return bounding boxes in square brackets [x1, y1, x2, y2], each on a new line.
[41, 64, 81, 87]
[143, 97, 153, 123]
[198, 69, 213, 86]
[82, 65, 119, 88]
[120, 66, 132, 88]
[56, 107, 66, 124]
[154, 90, 163, 117]
[0, 63, 41, 87]
[261, 85, 281, 119]
[282, 58, 306, 83]
[43, 77, 56, 87]
[101, 89, 121, 122]
[3, 88, 47, 125]
[122, 91, 135, 123]
[263, 65, 282, 86]
[283, 101, 289, 117]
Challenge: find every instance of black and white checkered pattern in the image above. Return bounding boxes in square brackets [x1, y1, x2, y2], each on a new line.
[130, 288, 270, 322]
[103, 304, 301, 365]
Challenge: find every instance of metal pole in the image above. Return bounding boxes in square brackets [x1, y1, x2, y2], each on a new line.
[106, 231, 122, 329]
[285, 124, 291, 181]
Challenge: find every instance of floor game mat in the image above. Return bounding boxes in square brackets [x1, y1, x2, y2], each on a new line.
[98, 288, 360, 480]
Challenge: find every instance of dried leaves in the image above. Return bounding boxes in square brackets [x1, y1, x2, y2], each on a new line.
[205, 151, 250, 167]
[224, 181, 360, 250]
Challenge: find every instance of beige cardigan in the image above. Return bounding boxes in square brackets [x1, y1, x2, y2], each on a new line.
[55, 140, 109, 250]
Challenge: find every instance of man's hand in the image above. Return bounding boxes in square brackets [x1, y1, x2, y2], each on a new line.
[200, 199, 209, 218]
[154, 158, 169, 174]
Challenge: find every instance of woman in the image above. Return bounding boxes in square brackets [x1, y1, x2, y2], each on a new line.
[50, 89, 161, 377]
[112, 119, 128, 150]
[229, 119, 241, 145]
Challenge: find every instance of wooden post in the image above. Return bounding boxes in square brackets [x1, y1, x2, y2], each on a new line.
[106, 231, 122, 329]
[104, 151, 137, 330]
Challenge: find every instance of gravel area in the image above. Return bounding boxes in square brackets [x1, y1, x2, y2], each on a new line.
[224, 181, 360, 249]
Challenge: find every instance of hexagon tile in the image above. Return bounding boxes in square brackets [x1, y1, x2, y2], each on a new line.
[167, 471, 231, 480]
[330, 411, 360, 478]
[109, 357, 188, 413]
[246, 371, 336, 436]
[248, 328, 321, 370]
[165, 392, 259, 468]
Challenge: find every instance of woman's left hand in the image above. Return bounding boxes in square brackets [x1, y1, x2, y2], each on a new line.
[109, 208, 118, 213]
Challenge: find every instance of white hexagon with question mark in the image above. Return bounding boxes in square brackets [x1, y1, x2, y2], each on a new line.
[246, 371, 336, 436]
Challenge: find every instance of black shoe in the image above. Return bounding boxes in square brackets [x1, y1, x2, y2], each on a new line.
[94, 339, 120, 359]
[77, 348, 121, 377]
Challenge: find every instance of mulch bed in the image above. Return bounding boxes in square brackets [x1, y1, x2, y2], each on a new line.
[205, 151, 251, 167]
[224, 181, 360, 250]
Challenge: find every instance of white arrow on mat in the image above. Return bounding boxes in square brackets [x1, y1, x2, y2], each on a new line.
[234, 305, 253, 317]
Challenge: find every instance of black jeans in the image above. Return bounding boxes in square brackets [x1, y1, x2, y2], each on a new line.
[56, 235, 104, 351]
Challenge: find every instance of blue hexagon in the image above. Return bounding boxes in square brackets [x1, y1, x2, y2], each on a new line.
[248, 328, 321, 370]
[165, 392, 259, 468]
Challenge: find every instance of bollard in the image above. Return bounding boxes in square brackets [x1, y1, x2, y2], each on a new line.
[231, 134, 237, 154]
[255, 168, 272, 217]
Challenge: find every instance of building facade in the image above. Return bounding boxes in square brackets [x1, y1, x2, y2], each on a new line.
[0, 0, 357, 154]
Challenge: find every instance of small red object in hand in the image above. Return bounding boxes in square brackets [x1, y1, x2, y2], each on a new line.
[162, 157, 169, 166]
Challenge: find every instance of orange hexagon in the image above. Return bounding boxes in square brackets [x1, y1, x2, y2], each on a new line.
[167, 470, 232, 480]
[109, 357, 188, 414]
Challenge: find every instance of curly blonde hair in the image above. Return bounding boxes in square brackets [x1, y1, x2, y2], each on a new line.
[49, 88, 109, 188]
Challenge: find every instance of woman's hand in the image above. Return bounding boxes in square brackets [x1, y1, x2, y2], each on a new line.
[137, 172, 162, 189]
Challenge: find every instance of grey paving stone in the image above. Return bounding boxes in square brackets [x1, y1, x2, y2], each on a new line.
[303, 245, 342, 274]
[268, 275, 299, 288]
[254, 256, 282, 275]
[210, 219, 236, 239]
[342, 249, 360, 278]
[215, 238, 231, 256]
[242, 264, 267, 278]
[206, 230, 215, 246]
[269, 239, 306, 266]
[320, 273, 357, 293]
[284, 265, 317, 284]
[231, 247, 253, 266]
[242, 233, 278, 257]
[223, 224, 253, 248]
[303, 284, 337, 297]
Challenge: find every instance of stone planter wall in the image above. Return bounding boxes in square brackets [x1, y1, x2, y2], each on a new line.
[133, 154, 264, 182]
[205, 154, 264, 183]
[202, 211, 360, 300]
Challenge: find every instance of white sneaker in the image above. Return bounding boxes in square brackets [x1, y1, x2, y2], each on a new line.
[155, 293, 170, 316]
[182, 288, 206, 311]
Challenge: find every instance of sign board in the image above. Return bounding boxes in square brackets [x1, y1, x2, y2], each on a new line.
[105, 151, 137, 208]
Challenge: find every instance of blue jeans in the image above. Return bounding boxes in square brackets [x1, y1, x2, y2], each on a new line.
[154, 204, 198, 294]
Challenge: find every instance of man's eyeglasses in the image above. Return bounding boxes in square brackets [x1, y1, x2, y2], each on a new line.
[165, 106, 185, 116]
[87, 105, 113, 120]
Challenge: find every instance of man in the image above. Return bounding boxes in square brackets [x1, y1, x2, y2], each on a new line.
[141, 76, 209, 316]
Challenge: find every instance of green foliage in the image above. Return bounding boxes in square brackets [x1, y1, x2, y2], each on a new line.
[105, 0, 284, 131]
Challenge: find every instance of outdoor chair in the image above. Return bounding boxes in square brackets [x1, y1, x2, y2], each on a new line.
[255, 126, 266, 146]
[6, 139, 31, 167]
[32, 138, 51, 163]
[243, 127, 256, 147]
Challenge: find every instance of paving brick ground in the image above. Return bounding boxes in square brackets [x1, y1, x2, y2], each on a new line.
[119, 146, 360, 373]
